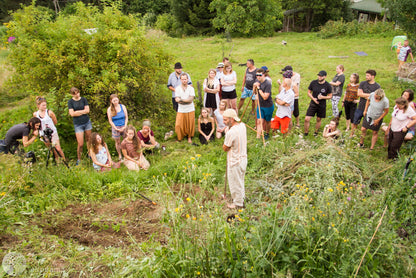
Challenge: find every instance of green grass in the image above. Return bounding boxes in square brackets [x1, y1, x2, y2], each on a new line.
[1, 32, 416, 277]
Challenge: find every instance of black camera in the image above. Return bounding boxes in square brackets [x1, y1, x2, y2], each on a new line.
[43, 127, 54, 142]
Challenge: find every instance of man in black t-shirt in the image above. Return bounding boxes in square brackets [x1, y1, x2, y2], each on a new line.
[1, 117, 41, 154]
[238, 59, 257, 115]
[350, 69, 380, 137]
[304, 70, 332, 136]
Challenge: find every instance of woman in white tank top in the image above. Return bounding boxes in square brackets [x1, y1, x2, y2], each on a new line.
[33, 96, 66, 161]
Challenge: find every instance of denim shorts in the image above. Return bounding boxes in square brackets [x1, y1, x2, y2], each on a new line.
[241, 87, 255, 100]
[74, 119, 92, 133]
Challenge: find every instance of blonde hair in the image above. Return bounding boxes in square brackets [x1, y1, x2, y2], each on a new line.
[36, 96, 47, 106]
[223, 62, 233, 73]
[337, 64, 344, 72]
[374, 88, 385, 99]
[219, 100, 228, 110]
[199, 107, 213, 121]
[109, 94, 119, 117]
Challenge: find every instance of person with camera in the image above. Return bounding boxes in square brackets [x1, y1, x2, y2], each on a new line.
[33, 96, 66, 162]
[1, 117, 41, 154]
[68, 87, 92, 165]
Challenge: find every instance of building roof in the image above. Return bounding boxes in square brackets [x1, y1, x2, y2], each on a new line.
[351, 0, 385, 14]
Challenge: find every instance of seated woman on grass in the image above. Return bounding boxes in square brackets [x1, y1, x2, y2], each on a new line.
[137, 120, 160, 150]
[323, 118, 341, 142]
[121, 125, 150, 171]
[198, 107, 215, 145]
[88, 132, 120, 172]
[214, 100, 228, 139]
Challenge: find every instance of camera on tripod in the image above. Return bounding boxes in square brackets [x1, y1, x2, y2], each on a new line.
[43, 127, 54, 143]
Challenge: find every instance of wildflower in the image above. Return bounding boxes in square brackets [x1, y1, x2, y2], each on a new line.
[199, 218, 202, 221]
[196, 154, 201, 157]
[186, 197, 191, 202]
[175, 208, 179, 212]
[347, 197, 351, 201]
[339, 181, 345, 186]
[193, 217, 197, 220]
[197, 272, 200, 275]
[164, 173, 167, 176]
[180, 205, 183, 208]
[328, 188, 333, 192]
[186, 214, 190, 218]
[209, 215, 212, 218]
[152, 175, 155, 178]
[331, 223, 335, 227]
[238, 209, 242, 212]
[0, 192, 5, 196]
[199, 180, 202, 183]
[191, 157, 195, 160]
[327, 202, 330, 206]
[363, 198, 366, 202]
[312, 217, 315, 221]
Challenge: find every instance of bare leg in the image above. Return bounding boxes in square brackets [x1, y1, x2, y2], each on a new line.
[295, 116, 300, 126]
[238, 98, 245, 111]
[304, 116, 312, 134]
[351, 123, 357, 137]
[114, 137, 122, 159]
[315, 117, 322, 133]
[75, 132, 85, 161]
[256, 118, 262, 138]
[359, 127, 367, 145]
[54, 141, 66, 161]
[230, 98, 237, 114]
[370, 130, 378, 150]
[345, 119, 350, 131]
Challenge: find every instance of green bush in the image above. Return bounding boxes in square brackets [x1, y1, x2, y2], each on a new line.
[155, 13, 181, 37]
[4, 2, 172, 132]
[318, 19, 399, 39]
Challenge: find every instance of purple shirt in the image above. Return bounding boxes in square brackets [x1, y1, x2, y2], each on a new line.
[137, 130, 154, 144]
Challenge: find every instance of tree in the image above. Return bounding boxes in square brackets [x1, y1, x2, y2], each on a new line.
[170, 0, 215, 35]
[209, 0, 283, 36]
[5, 2, 172, 130]
[380, 0, 416, 39]
[282, 0, 353, 32]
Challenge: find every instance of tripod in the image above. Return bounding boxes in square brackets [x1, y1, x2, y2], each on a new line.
[45, 139, 69, 168]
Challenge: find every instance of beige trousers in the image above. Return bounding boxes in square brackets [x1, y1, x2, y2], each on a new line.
[227, 159, 247, 207]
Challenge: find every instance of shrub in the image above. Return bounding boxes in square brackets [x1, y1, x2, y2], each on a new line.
[318, 19, 399, 39]
[4, 2, 172, 133]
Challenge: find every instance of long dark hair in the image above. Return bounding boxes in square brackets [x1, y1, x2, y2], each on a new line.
[109, 94, 119, 117]
[126, 125, 140, 152]
[88, 132, 105, 154]
[27, 117, 41, 132]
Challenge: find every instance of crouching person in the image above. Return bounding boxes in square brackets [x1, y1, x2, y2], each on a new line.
[121, 126, 150, 171]
[88, 132, 120, 172]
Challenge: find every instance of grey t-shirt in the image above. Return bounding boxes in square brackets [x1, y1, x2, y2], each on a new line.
[331, 74, 345, 97]
[4, 123, 30, 147]
[366, 92, 389, 124]
[244, 67, 257, 90]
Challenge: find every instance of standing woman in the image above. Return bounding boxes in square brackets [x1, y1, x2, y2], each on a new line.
[358, 88, 389, 150]
[203, 69, 220, 113]
[121, 125, 150, 171]
[342, 73, 360, 132]
[33, 96, 66, 161]
[68, 87, 92, 165]
[220, 62, 238, 113]
[387, 97, 416, 159]
[107, 94, 128, 161]
[329, 65, 345, 117]
[88, 132, 120, 171]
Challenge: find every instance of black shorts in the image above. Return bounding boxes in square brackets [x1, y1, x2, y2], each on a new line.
[306, 103, 326, 118]
[362, 116, 383, 131]
[222, 89, 237, 99]
[293, 99, 299, 118]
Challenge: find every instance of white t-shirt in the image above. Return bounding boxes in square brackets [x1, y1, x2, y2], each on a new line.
[391, 105, 416, 132]
[221, 71, 237, 92]
[292, 72, 301, 100]
[275, 88, 295, 118]
[175, 85, 195, 113]
[224, 123, 247, 167]
[214, 109, 225, 130]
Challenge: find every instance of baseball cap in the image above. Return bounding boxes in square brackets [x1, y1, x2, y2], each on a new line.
[317, 70, 327, 76]
[174, 62, 182, 69]
[223, 109, 240, 122]
[261, 66, 268, 71]
[281, 65, 293, 72]
[217, 62, 224, 68]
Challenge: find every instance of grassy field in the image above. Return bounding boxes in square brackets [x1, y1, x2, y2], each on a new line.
[1, 32, 416, 277]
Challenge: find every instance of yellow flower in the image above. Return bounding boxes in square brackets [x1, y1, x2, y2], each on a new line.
[193, 217, 197, 220]
[340, 181, 346, 186]
[196, 154, 201, 157]
[209, 214, 212, 218]
[164, 173, 167, 176]
[186, 214, 190, 218]
[312, 217, 315, 221]
[152, 175, 155, 178]
[180, 205, 183, 208]
[199, 218, 202, 221]
[191, 157, 195, 160]
[238, 209, 242, 212]
[338, 210, 342, 215]
[186, 197, 191, 202]
[328, 188, 333, 192]
[175, 208, 179, 212]
[0, 192, 6, 196]
[197, 272, 200, 275]
[331, 223, 335, 227]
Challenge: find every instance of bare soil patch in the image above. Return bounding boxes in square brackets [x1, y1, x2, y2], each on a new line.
[34, 199, 168, 247]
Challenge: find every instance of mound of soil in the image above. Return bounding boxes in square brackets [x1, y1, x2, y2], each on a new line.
[34, 199, 168, 248]
[397, 62, 416, 82]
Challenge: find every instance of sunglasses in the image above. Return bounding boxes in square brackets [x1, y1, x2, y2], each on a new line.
[256, 74, 263, 77]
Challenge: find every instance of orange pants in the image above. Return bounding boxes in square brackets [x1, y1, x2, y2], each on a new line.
[271, 116, 291, 134]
